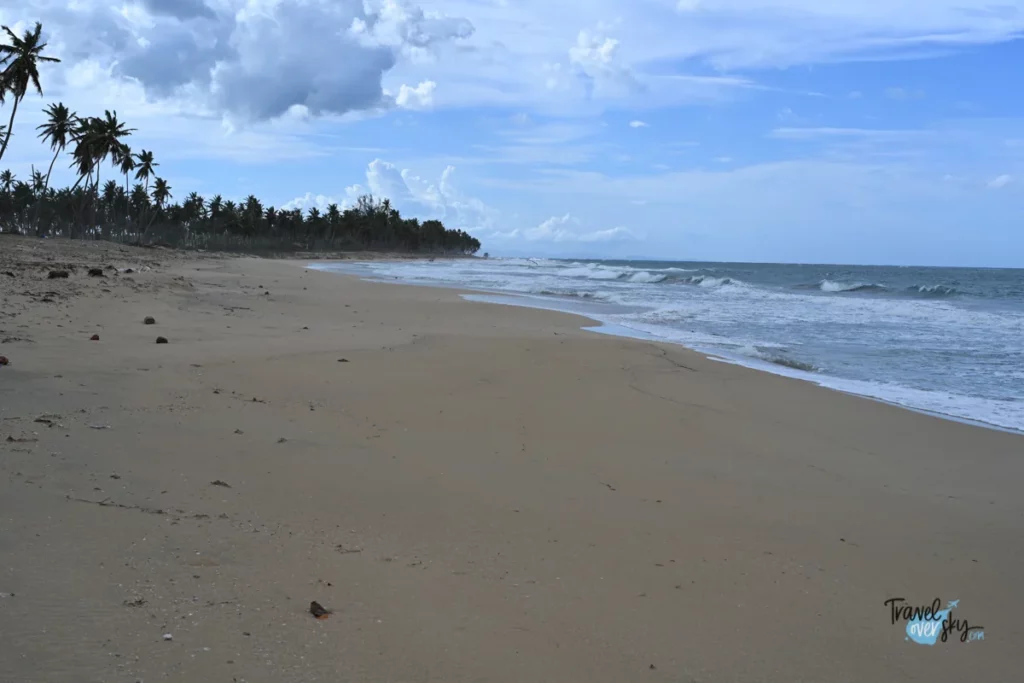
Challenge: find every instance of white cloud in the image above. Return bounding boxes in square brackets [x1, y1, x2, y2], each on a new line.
[489, 213, 638, 243]
[395, 80, 437, 109]
[988, 174, 1012, 189]
[288, 158, 494, 232]
[7, 0, 1024, 123]
[629, 120, 649, 128]
[283, 193, 341, 212]
[567, 28, 640, 98]
[9, 0, 472, 124]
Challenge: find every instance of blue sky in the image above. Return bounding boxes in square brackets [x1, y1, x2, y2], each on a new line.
[2, 0, 1023, 266]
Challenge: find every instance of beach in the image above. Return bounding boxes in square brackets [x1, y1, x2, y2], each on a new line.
[2, 237, 1022, 682]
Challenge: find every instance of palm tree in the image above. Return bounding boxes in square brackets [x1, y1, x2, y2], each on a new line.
[129, 182, 149, 213]
[85, 110, 134, 190]
[69, 116, 99, 190]
[152, 177, 171, 208]
[36, 102, 75, 189]
[33, 102, 75, 232]
[0, 22, 61, 162]
[133, 149, 157, 192]
[116, 146, 135, 226]
[0, 168, 13, 193]
[30, 167, 44, 195]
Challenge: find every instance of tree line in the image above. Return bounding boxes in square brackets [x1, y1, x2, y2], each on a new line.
[0, 22, 481, 255]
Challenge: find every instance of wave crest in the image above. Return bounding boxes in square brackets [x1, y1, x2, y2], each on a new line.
[816, 279, 887, 293]
[737, 345, 819, 373]
[909, 284, 960, 297]
[681, 275, 738, 288]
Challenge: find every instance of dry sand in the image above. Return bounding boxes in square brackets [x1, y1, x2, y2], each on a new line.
[1, 236, 1022, 682]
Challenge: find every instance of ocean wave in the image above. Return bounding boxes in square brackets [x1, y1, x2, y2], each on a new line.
[814, 279, 887, 293]
[559, 265, 629, 280]
[628, 271, 667, 283]
[736, 345, 819, 373]
[556, 264, 694, 285]
[908, 284, 961, 297]
[536, 289, 609, 301]
[681, 275, 739, 288]
[795, 279, 964, 298]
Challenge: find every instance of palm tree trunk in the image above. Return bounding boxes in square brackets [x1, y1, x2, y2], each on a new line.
[0, 96, 21, 163]
[32, 148, 61, 236]
[69, 165, 95, 238]
[125, 172, 131, 237]
[43, 147, 59, 188]
[139, 178, 153, 238]
[94, 164, 100, 236]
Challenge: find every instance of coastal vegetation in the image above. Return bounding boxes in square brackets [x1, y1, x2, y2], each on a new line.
[0, 22, 480, 255]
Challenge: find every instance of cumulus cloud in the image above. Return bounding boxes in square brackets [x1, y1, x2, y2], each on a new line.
[395, 80, 437, 109]
[25, 0, 472, 122]
[9, 0, 1024, 121]
[629, 120, 648, 128]
[287, 159, 494, 232]
[568, 28, 640, 98]
[283, 192, 341, 212]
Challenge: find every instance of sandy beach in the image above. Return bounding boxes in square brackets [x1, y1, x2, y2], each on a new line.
[1, 236, 1022, 682]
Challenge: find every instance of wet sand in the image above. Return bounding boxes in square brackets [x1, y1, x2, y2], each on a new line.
[2, 236, 1022, 682]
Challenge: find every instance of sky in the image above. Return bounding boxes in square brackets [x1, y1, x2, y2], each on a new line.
[1, 0, 1023, 266]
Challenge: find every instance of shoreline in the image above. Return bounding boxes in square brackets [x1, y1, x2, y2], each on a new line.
[3, 240, 1023, 682]
[311, 261, 1024, 436]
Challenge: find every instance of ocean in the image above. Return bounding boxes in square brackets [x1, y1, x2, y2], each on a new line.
[312, 258, 1024, 433]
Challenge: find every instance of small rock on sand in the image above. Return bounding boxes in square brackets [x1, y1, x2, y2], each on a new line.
[90, 334, 100, 341]
[144, 316, 156, 325]
[47, 270, 69, 279]
[0, 356, 8, 366]
[87, 268, 105, 277]
[155, 337, 168, 344]
[309, 601, 331, 619]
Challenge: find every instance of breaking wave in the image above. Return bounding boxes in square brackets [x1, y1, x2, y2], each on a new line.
[681, 275, 739, 288]
[736, 345, 820, 373]
[536, 289, 610, 301]
[908, 284, 961, 298]
[555, 264, 729, 287]
[794, 280, 963, 298]
[812, 279, 888, 293]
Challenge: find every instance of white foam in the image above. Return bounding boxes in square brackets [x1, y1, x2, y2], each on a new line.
[628, 271, 667, 283]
